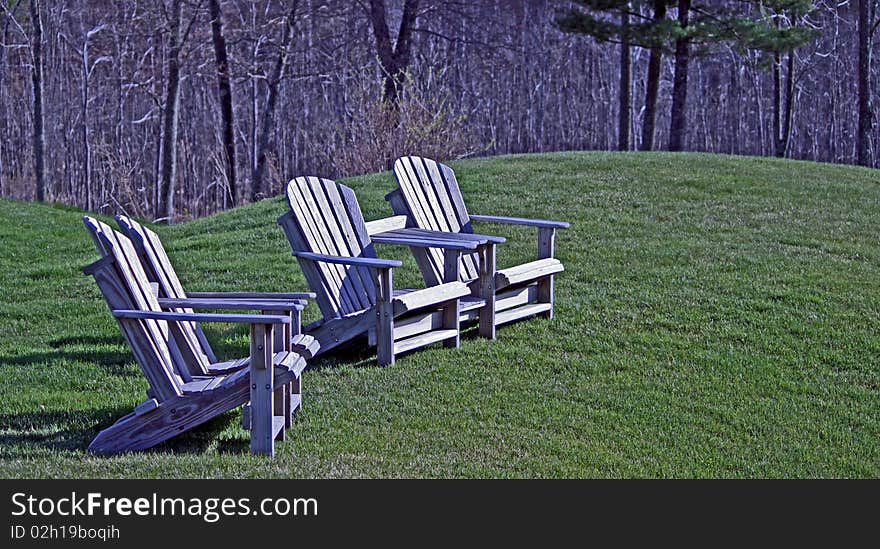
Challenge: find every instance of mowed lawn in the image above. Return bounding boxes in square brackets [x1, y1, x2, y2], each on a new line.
[0, 151, 877, 478]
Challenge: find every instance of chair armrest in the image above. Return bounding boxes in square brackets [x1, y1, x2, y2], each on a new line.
[186, 291, 315, 301]
[112, 310, 290, 325]
[157, 297, 306, 311]
[371, 232, 478, 251]
[470, 214, 570, 230]
[293, 251, 402, 269]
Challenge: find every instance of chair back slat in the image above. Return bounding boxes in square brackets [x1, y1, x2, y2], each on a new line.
[280, 177, 378, 318]
[82, 217, 184, 399]
[393, 156, 481, 282]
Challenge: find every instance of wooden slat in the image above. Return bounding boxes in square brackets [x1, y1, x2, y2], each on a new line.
[391, 281, 469, 315]
[83, 217, 183, 398]
[376, 267, 394, 366]
[393, 157, 482, 282]
[495, 284, 538, 313]
[441, 247, 460, 349]
[386, 187, 444, 286]
[537, 227, 556, 319]
[157, 297, 304, 311]
[186, 291, 314, 300]
[115, 215, 213, 373]
[396, 158, 447, 278]
[365, 215, 408, 236]
[478, 243, 496, 339]
[495, 258, 564, 291]
[336, 180, 381, 306]
[250, 323, 275, 457]
[393, 329, 458, 355]
[494, 303, 552, 326]
[422, 157, 481, 280]
[286, 179, 352, 314]
[391, 310, 443, 341]
[469, 214, 571, 229]
[278, 211, 343, 317]
[309, 178, 373, 312]
[88, 351, 301, 455]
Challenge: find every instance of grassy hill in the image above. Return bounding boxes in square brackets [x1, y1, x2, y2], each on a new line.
[0, 151, 877, 478]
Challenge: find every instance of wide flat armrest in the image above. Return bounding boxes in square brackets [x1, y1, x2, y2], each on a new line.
[293, 251, 402, 269]
[470, 214, 570, 230]
[112, 309, 290, 325]
[186, 291, 316, 301]
[371, 231, 477, 251]
[157, 297, 305, 311]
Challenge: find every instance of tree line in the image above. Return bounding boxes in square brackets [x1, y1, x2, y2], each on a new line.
[0, 0, 876, 221]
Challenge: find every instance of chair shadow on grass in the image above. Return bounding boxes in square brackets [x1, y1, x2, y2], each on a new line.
[0, 406, 251, 458]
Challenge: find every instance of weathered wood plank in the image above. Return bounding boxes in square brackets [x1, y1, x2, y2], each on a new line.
[391, 281, 469, 315]
[364, 215, 408, 236]
[537, 227, 556, 319]
[88, 359, 300, 455]
[186, 291, 314, 300]
[495, 258, 564, 291]
[158, 297, 305, 311]
[442, 248, 460, 349]
[394, 329, 458, 355]
[250, 323, 275, 457]
[478, 243, 496, 339]
[376, 267, 394, 366]
[494, 302, 552, 326]
[469, 214, 571, 229]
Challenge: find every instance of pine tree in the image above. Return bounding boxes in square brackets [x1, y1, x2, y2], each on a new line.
[556, 0, 816, 152]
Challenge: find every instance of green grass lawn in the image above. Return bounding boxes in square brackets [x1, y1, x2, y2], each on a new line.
[0, 151, 877, 478]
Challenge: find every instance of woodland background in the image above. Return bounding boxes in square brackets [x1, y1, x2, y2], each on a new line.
[0, 0, 877, 221]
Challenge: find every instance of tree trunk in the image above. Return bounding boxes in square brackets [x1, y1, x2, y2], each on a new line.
[208, 0, 237, 205]
[81, 34, 92, 211]
[158, 0, 182, 221]
[618, 9, 631, 151]
[668, 0, 691, 152]
[774, 50, 795, 158]
[29, 0, 46, 202]
[857, 0, 872, 166]
[368, 0, 420, 104]
[251, 1, 298, 202]
[640, 0, 666, 151]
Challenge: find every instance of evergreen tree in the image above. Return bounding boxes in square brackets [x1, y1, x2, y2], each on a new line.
[556, 0, 816, 152]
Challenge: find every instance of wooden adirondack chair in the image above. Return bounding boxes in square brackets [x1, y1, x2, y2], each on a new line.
[82, 216, 311, 456]
[277, 176, 476, 366]
[114, 215, 319, 376]
[387, 156, 570, 339]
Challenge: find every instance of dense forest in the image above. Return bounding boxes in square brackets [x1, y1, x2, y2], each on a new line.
[0, 0, 877, 221]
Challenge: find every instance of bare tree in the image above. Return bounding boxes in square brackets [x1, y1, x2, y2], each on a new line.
[668, 0, 691, 152]
[641, 0, 666, 151]
[251, 0, 299, 202]
[619, 8, 631, 151]
[158, 0, 200, 221]
[62, 23, 110, 211]
[29, 0, 46, 202]
[208, 0, 237, 204]
[857, 0, 876, 166]
[367, 0, 420, 104]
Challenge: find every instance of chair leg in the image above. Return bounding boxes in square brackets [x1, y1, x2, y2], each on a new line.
[537, 275, 554, 320]
[537, 228, 557, 320]
[250, 323, 275, 457]
[443, 248, 461, 348]
[376, 268, 395, 366]
[478, 243, 496, 339]
[274, 386, 287, 441]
